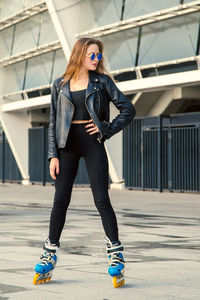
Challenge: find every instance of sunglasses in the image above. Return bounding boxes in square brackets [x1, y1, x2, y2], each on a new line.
[85, 52, 102, 61]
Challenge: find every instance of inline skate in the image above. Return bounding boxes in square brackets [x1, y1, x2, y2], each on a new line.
[33, 237, 59, 285]
[106, 236, 125, 288]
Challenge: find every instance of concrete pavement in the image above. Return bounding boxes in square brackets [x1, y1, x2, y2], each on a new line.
[0, 183, 199, 300]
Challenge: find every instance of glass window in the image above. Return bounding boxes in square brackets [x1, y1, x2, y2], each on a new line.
[0, 26, 14, 59]
[56, 0, 121, 48]
[121, 0, 180, 20]
[1, 48, 66, 94]
[12, 19, 37, 55]
[78, 0, 120, 29]
[52, 49, 67, 81]
[0, 0, 44, 22]
[138, 12, 200, 65]
[0, 0, 23, 21]
[101, 27, 139, 71]
[37, 11, 58, 45]
[1, 61, 24, 94]
[24, 52, 56, 89]
[0, 11, 58, 57]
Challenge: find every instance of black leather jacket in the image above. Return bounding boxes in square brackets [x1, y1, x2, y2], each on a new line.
[48, 71, 136, 161]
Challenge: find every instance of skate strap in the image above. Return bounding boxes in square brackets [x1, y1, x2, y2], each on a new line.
[109, 254, 125, 267]
[40, 253, 56, 266]
[107, 245, 124, 254]
[43, 245, 57, 253]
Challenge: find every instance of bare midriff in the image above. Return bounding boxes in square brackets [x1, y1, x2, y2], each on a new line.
[71, 120, 90, 124]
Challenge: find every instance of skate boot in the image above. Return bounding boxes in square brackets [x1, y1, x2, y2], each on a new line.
[33, 237, 59, 285]
[106, 236, 125, 288]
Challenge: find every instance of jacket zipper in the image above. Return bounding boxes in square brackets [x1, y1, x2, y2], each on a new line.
[97, 91, 100, 115]
[94, 82, 100, 115]
[84, 89, 103, 143]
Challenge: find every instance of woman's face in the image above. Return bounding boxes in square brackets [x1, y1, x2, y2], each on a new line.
[82, 44, 101, 71]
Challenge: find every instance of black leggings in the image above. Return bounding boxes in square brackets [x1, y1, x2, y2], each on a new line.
[49, 123, 119, 246]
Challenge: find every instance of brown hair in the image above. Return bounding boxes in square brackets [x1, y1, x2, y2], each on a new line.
[59, 37, 107, 87]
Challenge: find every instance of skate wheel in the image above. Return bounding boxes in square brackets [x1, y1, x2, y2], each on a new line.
[113, 277, 118, 288]
[33, 273, 40, 285]
[42, 279, 47, 283]
[112, 276, 125, 288]
[47, 277, 51, 282]
[120, 279, 125, 287]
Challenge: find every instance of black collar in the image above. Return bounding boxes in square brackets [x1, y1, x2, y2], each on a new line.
[61, 70, 99, 102]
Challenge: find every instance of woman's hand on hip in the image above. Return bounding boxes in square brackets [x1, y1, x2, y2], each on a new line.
[50, 157, 59, 180]
[85, 119, 99, 134]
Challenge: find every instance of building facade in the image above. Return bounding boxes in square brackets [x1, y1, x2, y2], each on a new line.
[0, 0, 200, 189]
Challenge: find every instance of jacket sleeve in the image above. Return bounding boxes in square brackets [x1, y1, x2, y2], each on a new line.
[48, 81, 58, 161]
[100, 74, 136, 140]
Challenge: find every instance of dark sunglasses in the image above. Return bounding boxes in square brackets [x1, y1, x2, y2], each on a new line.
[85, 52, 102, 61]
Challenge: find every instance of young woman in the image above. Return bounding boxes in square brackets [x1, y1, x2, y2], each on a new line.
[33, 37, 136, 288]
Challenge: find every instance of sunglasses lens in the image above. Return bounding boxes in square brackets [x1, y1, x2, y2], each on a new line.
[90, 53, 95, 60]
[97, 53, 102, 60]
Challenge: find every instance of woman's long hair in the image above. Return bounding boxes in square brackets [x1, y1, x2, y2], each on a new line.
[59, 37, 107, 87]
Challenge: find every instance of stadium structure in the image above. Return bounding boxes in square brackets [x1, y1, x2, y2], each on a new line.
[0, 0, 200, 192]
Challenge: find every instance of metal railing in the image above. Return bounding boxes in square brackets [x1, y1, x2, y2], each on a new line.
[123, 112, 200, 192]
[0, 132, 22, 183]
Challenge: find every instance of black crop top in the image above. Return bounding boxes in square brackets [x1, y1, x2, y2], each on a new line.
[70, 89, 90, 121]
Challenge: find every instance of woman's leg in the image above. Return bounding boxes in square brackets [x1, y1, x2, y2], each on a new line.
[84, 142, 119, 242]
[49, 149, 80, 245]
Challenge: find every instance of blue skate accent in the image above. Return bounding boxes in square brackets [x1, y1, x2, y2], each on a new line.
[108, 252, 125, 277]
[34, 251, 57, 274]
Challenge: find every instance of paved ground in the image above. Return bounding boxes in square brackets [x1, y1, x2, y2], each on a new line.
[0, 183, 199, 300]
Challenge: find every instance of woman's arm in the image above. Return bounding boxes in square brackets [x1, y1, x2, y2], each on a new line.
[48, 81, 59, 161]
[101, 74, 136, 140]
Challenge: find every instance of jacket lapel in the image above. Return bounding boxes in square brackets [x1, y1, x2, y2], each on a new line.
[86, 82, 95, 99]
[61, 80, 73, 104]
[61, 71, 97, 103]
[86, 71, 97, 99]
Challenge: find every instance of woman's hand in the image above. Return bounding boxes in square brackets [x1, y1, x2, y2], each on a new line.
[85, 119, 99, 134]
[50, 157, 59, 180]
